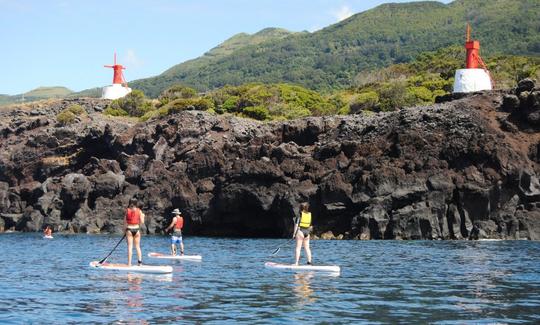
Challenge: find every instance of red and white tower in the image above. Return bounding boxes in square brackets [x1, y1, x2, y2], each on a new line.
[453, 24, 493, 93]
[102, 52, 132, 99]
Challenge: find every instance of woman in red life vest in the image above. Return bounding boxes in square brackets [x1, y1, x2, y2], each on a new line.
[294, 202, 313, 266]
[165, 208, 184, 256]
[124, 198, 145, 266]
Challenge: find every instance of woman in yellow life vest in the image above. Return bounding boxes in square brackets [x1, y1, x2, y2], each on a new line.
[294, 202, 313, 266]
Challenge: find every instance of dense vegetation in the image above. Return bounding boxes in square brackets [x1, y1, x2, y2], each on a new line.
[129, 0, 540, 97]
[105, 45, 539, 121]
[341, 46, 540, 112]
[129, 28, 295, 98]
[105, 83, 343, 121]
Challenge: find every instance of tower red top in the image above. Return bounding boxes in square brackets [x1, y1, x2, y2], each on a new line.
[465, 24, 482, 69]
[104, 52, 127, 85]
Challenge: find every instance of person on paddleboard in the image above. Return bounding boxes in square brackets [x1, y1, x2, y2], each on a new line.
[165, 208, 184, 256]
[124, 198, 145, 266]
[43, 225, 52, 237]
[294, 202, 313, 266]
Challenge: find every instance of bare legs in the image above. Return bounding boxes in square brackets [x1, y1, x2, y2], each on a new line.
[171, 242, 184, 256]
[127, 230, 133, 266]
[294, 231, 312, 265]
[303, 236, 312, 264]
[134, 231, 142, 264]
[126, 230, 142, 266]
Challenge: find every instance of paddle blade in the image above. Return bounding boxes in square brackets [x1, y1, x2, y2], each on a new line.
[271, 247, 281, 255]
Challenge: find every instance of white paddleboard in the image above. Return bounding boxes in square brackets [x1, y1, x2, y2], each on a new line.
[43, 235, 54, 239]
[265, 262, 340, 273]
[89, 261, 173, 274]
[148, 252, 202, 261]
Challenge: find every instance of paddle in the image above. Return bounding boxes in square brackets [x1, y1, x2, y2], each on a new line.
[99, 233, 126, 264]
[271, 216, 300, 255]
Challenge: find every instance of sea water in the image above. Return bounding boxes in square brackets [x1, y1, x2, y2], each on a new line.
[0, 234, 539, 324]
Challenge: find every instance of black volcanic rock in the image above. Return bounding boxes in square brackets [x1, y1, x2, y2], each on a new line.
[1, 92, 540, 240]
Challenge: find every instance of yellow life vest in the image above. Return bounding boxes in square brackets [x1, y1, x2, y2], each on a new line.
[299, 211, 311, 228]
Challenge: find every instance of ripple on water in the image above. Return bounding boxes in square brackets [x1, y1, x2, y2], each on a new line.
[0, 234, 539, 323]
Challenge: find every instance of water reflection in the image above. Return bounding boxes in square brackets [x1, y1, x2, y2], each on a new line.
[127, 274, 144, 310]
[293, 273, 316, 305]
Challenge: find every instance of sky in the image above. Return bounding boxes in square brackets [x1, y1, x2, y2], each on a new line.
[0, 0, 451, 95]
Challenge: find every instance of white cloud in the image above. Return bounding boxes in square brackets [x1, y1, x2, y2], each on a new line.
[332, 5, 354, 22]
[123, 49, 143, 69]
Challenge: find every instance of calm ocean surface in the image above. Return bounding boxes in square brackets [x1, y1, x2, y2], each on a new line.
[0, 234, 539, 324]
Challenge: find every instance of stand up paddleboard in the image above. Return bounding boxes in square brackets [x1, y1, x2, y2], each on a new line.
[265, 262, 340, 273]
[89, 261, 173, 274]
[148, 252, 202, 261]
[43, 235, 54, 239]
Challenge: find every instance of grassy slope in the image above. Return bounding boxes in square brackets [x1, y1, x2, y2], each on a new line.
[129, 28, 295, 97]
[0, 87, 73, 106]
[129, 0, 539, 97]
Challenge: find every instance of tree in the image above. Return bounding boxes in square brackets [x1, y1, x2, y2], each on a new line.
[108, 90, 153, 117]
[158, 84, 198, 105]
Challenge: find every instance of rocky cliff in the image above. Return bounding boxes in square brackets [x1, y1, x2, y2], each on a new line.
[1, 81, 540, 240]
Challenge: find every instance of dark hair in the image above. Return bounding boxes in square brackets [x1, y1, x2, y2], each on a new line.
[300, 202, 309, 211]
[129, 198, 138, 208]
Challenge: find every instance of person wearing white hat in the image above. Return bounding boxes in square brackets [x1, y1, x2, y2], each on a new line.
[165, 208, 184, 255]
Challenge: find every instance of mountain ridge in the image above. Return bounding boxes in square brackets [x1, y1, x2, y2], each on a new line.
[129, 0, 539, 97]
[0, 86, 73, 106]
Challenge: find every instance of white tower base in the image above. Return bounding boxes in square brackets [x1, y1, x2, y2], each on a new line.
[102, 84, 132, 100]
[453, 69, 492, 93]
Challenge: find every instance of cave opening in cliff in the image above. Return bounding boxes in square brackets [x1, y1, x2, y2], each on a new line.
[202, 188, 293, 238]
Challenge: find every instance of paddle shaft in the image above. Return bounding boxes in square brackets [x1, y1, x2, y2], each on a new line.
[99, 233, 126, 264]
[271, 217, 300, 255]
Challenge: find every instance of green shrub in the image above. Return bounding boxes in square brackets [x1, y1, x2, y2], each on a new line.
[159, 84, 198, 106]
[240, 85, 276, 107]
[56, 110, 77, 125]
[163, 98, 214, 115]
[66, 104, 85, 115]
[107, 90, 153, 117]
[407, 86, 433, 103]
[139, 109, 164, 122]
[283, 105, 312, 120]
[221, 96, 241, 113]
[378, 81, 412, 111]
[242, 106, 269, 120]
[103, 107, 129, 117]
[349, 91, 379, 113]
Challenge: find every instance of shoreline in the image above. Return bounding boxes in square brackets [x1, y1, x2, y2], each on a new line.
[1, 84, 540, 240]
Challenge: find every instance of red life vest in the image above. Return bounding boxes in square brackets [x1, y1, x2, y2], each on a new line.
[126, 208, 141, 225]
[174, 216, 184, 230]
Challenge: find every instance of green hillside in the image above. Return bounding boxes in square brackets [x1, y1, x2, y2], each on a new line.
[69, 87, 102, 98]
[130, 28, 296, 97]
[0, 86, 73, 106]
[0, 95, 13, 106]
[24, 86, 72, 98]
[130, 0, 540, 97]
